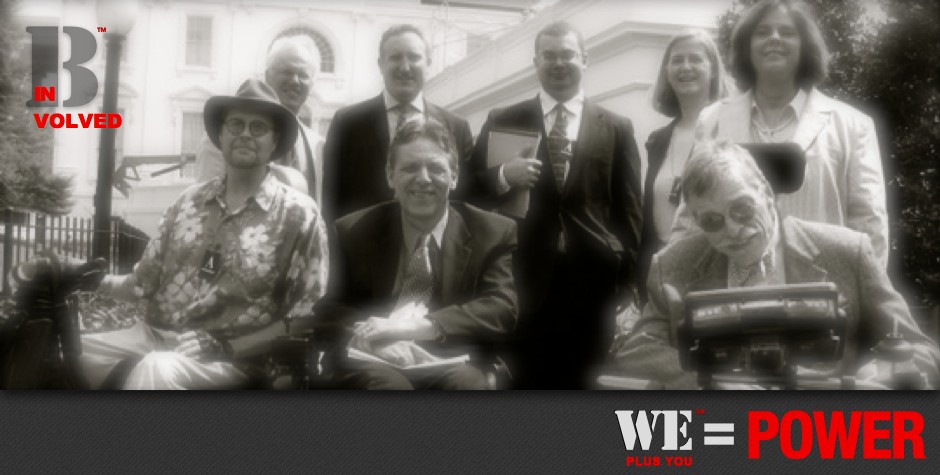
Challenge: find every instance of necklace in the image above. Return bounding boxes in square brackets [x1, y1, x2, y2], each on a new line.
[753, 110, 797, 142]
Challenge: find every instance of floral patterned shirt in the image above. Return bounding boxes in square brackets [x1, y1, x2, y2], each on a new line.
[101, 172, 328, 339]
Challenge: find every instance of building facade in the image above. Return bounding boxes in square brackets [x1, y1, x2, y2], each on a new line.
[15, 0, 523, 235]
[423, 0, 732, 180]
[15, 0, 733, 236]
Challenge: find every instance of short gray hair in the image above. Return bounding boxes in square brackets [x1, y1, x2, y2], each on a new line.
[681, 141, 772, 202]
[266, 35, 321, 74]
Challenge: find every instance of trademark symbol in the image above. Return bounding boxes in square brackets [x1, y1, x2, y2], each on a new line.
[97, 26, 106, 32]
[696, 409, 705, 415]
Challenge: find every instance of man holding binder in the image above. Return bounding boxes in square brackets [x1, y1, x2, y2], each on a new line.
[463, 22, 643, 389]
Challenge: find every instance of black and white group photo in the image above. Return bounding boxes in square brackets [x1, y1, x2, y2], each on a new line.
[1, 0, 938, 390]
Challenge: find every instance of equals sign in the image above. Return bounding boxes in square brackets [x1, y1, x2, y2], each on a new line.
[703, 423, 735, 445]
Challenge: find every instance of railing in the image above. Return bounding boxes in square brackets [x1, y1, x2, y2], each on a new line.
[1, 208, 149, 296]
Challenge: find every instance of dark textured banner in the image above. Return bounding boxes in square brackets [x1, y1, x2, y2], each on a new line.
[1, 392, 938, 474]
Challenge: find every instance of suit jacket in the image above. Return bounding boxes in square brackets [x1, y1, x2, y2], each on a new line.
[321, 94, 475, 223]
[463, 96, 643, 309]
[315, 201, 518, 352]
[614, 216, 940, 389]
[672, 88, 889, 269]
[637, 119, 678, 303]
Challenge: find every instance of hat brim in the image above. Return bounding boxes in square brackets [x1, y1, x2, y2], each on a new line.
[204, 96, 298, 161]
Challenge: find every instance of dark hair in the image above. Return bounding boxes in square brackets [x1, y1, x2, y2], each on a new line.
[651, 29, 732, 117]
[534, 21, 585, 55]
[379, 24, 432, 65]
[681, 140, 772, 203]
[729, 0, 829, 91]
[387, 118, 458, 172]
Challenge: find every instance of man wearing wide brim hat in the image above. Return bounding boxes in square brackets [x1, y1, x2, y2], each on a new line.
[204, 79, 298, 161]
[78, 78, 329, 390]
[202, 79, 309, 192]
[195, 36, 323, 202]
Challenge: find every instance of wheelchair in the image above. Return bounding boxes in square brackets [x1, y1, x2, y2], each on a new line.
[0, 254, 313, 390]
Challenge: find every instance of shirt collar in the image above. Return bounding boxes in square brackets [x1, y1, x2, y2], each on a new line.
[539, 89, 585, 118]
[727, 211, 781, 285]
[383, 89, 426, 114]
[402, 207, 449, 253]
[200, 168, 280, 212]
[750, 88, 808, 116]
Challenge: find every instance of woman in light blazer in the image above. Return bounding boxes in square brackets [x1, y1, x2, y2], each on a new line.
[670, 0, 889, 269]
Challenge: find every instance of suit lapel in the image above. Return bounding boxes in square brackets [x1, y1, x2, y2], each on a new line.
[524, 96, 556, 192]
[645, 119, 678, 182]
[565, 101, 602, 197]
[370, 206, 402, 300]
[370, 94, 391, 160]
[440, 207, 472, 305]
[780, 216, 829, 283]
[790, 88, 833, 152]
[686, 247, 729, 293]
[426, 102, 443, 125]
[714, 93, 753, 143]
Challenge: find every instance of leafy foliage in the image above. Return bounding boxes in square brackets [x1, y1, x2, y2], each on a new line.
[717, 0, 940, 306]
[0, 163, 74, 214]
[0, 0, 69, 215]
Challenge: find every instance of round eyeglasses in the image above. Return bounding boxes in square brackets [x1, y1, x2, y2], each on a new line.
[224, 118, 272, 137]
[696, 201, 758, 233]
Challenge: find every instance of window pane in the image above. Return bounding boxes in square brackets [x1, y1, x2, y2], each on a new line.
[185, 16, 212, 66]
[180, 112, 203, 178]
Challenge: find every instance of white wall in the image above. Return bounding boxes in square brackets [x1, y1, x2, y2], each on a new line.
[16, 0, 520, 235]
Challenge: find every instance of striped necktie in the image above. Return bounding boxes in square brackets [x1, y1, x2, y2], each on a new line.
[393, 103, 418, 138]
[395, 234, 434, 310]
[548, 103, 572, 191]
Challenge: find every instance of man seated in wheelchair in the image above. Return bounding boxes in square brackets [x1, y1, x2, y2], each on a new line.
[611, 141, 940, 389]
[314, 119, 518, 389]
[80, 79, 328, 389]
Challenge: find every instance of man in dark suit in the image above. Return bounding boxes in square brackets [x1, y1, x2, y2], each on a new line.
[321, 24, 474, 224]
[462, 22, 643, 389]
[315, 119, 517, 390]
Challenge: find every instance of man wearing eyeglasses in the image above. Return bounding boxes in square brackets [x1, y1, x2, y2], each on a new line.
[321, 24, 474, 224]
[461, 22, 643, 389]
[79, 79, 329, 389]
[196, 35, 323, 203]
[611, 141, 939, 389]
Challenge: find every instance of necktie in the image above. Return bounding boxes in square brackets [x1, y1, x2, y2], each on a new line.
[394, 103, 418, 138]
[729, 250, 775, 288]
[548, 103, 572, 191]
[396, 234, 434, 310]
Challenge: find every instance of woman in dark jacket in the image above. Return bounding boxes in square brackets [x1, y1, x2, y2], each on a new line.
[636, 29, 730, 303]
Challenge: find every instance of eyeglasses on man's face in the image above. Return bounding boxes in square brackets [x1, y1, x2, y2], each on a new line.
[538, 49, 581, 64]
[696, 200, 758, 233]
[224, 118, 273, 137]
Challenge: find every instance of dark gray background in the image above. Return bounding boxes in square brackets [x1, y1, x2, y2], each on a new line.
[1, 391, 937, 474]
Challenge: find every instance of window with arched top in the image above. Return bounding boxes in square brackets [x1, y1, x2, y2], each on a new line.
[272, 27, 335, 74]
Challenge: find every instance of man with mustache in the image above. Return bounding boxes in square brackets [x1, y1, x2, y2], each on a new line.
[461, 22, 643, 389]
[612, 141, 939, 389]
[196, 35, 323, 203]
[321, 24, 474, 224]
[79, 80, 329, 389]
